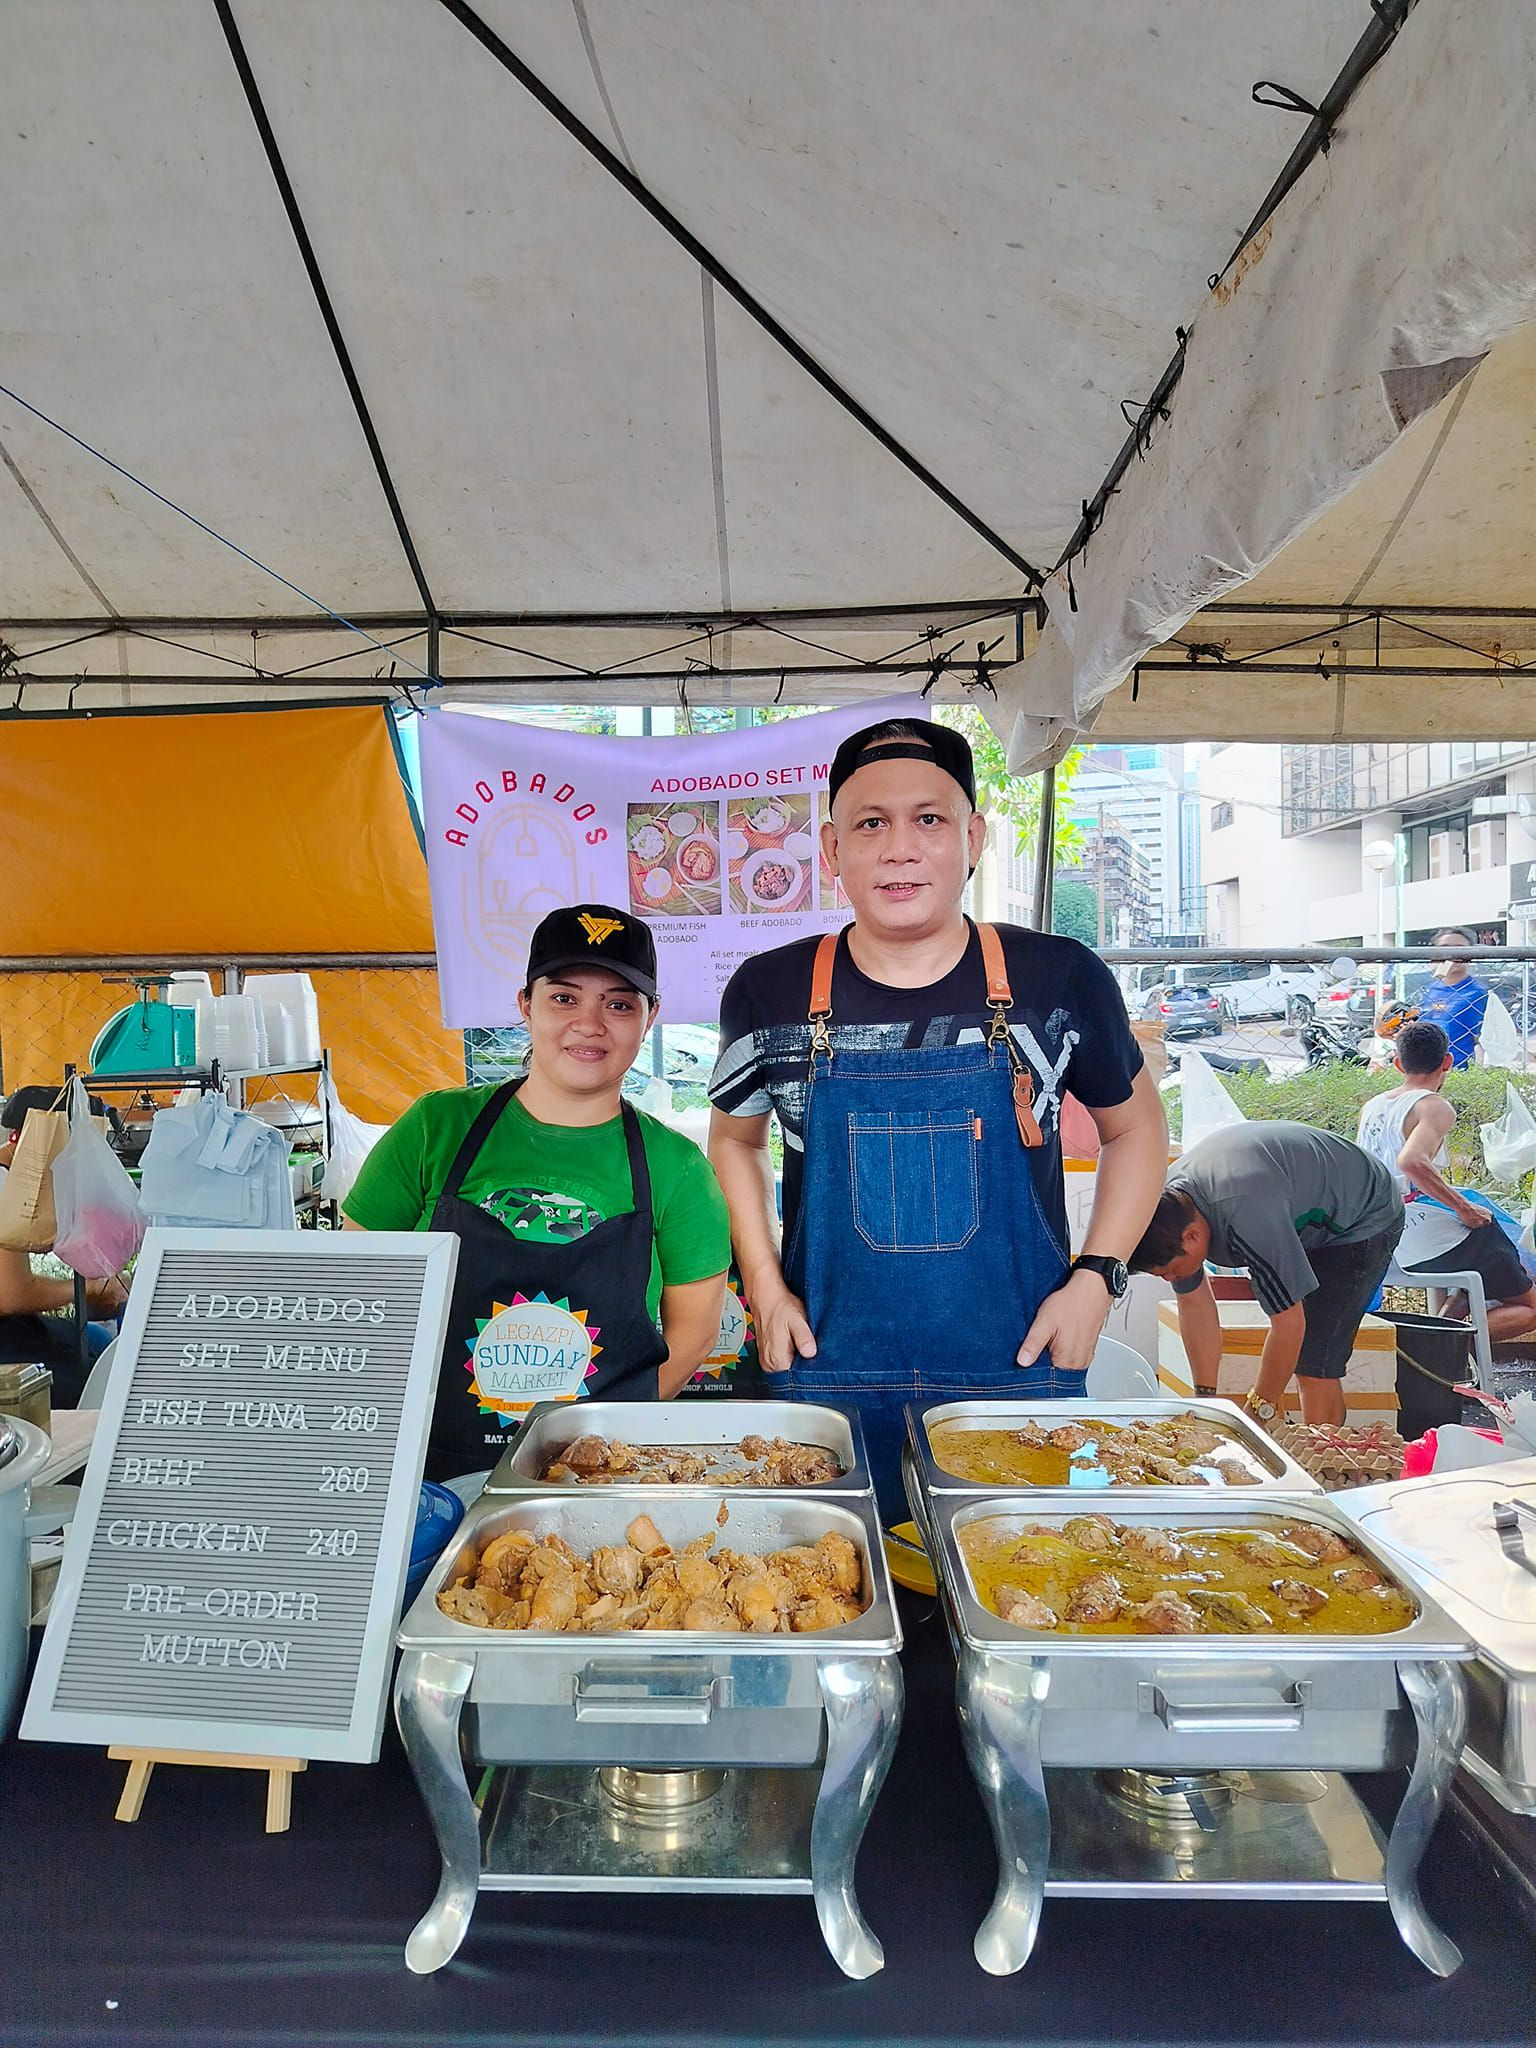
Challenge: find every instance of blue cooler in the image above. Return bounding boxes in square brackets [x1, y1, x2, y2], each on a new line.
[402, 1481, 464, 1615]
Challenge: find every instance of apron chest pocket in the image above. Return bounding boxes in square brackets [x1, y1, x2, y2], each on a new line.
[847, 1110, 980, 1254]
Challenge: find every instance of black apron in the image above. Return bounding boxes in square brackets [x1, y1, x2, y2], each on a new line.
[426, 1081, 667, 1480]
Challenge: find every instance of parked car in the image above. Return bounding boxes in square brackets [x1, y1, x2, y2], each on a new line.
[1140, 962, 1331, 1025]
[1155, 986, 1224, 1040]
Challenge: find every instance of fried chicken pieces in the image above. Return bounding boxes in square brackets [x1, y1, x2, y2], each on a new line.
[540, 1433, 844, 1487]
[438, 1514, 866, 1635]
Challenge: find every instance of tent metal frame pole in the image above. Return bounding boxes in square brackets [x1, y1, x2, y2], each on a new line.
[1055, 0, 1416, 581]
[1030, 765, 1056, 933]
[431, 0, 1045, 590]
[0, 599, 1039, 636]
[210, 0, 443, 645]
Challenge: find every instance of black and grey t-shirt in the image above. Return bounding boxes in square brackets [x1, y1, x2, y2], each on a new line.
[708, 921, 1142, 1246]
[1167, 1122, 1401, 1315]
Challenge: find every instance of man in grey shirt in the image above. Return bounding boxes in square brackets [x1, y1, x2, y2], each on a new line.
[1128, 1123, 1403, 1427]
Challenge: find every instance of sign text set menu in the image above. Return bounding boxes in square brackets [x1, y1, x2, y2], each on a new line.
[24, 1231, 457, 1762]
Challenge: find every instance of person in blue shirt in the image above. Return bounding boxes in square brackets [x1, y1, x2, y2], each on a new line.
[1415, 928, 1488, 1068]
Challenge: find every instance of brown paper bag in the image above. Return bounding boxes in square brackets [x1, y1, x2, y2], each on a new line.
[0, 1104, 70, 1252]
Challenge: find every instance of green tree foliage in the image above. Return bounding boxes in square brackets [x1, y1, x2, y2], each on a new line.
[1051, 877, 1100, 945]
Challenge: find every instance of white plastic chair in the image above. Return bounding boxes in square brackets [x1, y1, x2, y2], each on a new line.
[77, 1337, 119, 1410]
[1084, 1337, 1158, 1398]
[1382, 1257, 1492, 1390]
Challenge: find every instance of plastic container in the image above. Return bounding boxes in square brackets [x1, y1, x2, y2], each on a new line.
[243, 974, 321, 1067]
[402, 1481, 464, 1614]
[194, 993, 268, 1073]
[0, 1364, 51, 1432]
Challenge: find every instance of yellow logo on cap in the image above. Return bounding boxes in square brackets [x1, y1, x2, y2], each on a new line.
[578, 913, 624, 946]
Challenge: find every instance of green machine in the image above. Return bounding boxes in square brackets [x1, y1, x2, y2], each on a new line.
[89, 978, 199, 1074]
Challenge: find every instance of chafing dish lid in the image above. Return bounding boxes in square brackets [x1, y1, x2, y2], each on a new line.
[1339, 1458, 1536, 1672]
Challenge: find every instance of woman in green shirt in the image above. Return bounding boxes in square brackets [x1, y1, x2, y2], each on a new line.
[344, 904, 730, 1482]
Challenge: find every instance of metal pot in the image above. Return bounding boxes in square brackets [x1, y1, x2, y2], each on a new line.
[0, 1418, 52, 1738]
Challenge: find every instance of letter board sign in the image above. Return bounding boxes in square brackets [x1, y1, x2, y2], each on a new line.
[23, 1229, 458, 1763]
[1510, 859, 1536, 920]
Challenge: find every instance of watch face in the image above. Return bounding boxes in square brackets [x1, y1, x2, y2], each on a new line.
[1107, 1259, 1130, 1298]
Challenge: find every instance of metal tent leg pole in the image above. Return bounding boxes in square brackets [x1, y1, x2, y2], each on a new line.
[1030, 767, 1056, 934]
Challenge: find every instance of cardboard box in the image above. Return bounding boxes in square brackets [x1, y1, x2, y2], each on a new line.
[1157, 1295, 1398, 1428]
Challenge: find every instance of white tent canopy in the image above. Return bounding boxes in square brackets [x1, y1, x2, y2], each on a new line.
[1003, 0, 1536, 764]
[2, 1, 1529, 733]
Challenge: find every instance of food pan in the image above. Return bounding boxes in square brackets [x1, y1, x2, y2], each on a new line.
[484, 1398, 869, 1494]
[910, 1397, 1319, 1496]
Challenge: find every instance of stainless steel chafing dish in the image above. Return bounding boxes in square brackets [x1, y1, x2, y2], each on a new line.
[395, 1489, 902, 1980]
[484, 1397, 869, 1493]
[1334, 1454, 1536, 1817]
[907, 1471, 1472, 1980]
[910, 1396, 1320, 1496]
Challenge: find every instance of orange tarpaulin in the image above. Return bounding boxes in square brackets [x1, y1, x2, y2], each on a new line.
[0, 704, 431, 955]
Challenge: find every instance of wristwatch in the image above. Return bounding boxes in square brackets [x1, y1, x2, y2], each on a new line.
[1070, 1254, 1130, 1300]
[1244, 1392, 1278, 1424]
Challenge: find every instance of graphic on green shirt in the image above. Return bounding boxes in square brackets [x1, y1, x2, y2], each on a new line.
[478, 1185, 605, 1243]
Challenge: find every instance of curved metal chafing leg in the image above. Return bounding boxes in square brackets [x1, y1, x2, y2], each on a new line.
[395, 1649, 481, 1975]
[812, 1654, 904, 1978]
[1387, 1659, 1468, 1978]
[956, 1648, 1051, 1975]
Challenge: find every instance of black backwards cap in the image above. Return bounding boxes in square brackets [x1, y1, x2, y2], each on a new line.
[827, 719, 977, 810]
[525, 903, 659, 999]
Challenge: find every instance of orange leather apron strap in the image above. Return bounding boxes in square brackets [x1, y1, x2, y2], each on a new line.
[977, 922, 1012, 1007]
[807, 931, 840, 1019]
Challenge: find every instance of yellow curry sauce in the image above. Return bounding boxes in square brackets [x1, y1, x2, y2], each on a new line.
[928, 1414, 1269, 1488]
[958, 1517, 1415, 1637]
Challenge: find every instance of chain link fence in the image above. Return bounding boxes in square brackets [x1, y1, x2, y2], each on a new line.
[0, 958, 462, 1126]
[1107, 946, 1536, 1198]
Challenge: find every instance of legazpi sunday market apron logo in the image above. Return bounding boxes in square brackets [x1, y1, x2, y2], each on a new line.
[467, 1292, 602, 1423]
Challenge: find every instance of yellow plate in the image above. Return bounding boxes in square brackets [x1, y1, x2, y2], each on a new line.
[883, 1521, 936, 1597]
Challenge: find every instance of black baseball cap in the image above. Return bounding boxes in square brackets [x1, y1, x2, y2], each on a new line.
[827, 718, 976, 810]
[525, 903, 659, 1000]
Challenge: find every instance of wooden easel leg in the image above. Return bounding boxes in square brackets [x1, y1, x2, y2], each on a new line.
[115, 1755, 154, 1823]
[265, 1766, 294, 1834]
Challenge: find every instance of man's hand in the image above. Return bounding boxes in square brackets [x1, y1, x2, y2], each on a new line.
[753, 1285, 818, 1375]
[85, 1273, 128, 1315]
[1456, 1201, 1493, 1230]
[1017, 1269, 1111, 1375]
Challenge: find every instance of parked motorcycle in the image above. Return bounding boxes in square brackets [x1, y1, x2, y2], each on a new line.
[1298, 1017, 1369, 1069]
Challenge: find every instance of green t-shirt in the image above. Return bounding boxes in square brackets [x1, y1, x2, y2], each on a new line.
[342, 1086, 730, 1322]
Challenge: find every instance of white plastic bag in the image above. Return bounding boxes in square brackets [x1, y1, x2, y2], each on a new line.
[139, 1093, 295, 1230]
[320, 1070, 389, 1204]
[1166, 1049, 1247, 1149]
[51, 1076, 146, 1277]
[1481, 1082, 1536, 1184]
[1479, 989, 1523, 1069]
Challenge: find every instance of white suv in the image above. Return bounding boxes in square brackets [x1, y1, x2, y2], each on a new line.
[1199, 962, 1332, 1022]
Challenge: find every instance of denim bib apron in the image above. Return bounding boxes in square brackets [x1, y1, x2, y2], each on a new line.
[781, 925, 1081, 1519]
[426, 1081, 666, 1482]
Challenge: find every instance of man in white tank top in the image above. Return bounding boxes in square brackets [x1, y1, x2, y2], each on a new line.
[1357, 1019, 1536, 1341]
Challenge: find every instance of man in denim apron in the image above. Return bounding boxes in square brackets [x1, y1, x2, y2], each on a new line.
[708, 720, 1168, 1518]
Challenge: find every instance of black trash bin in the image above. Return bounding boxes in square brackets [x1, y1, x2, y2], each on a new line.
[1372, 1310, 1472, 1439]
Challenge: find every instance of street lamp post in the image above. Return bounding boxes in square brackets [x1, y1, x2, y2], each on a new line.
[1363, 838, 1397, 1011]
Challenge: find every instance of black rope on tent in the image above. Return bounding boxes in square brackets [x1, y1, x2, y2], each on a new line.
[1252, 80, 1335, 154]
[0, 639, 17, 678]
[773, 670, 786, 705]
[1183, 643, 1228, 665]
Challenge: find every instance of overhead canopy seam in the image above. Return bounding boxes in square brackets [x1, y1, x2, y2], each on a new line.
[211, 0, 443, 644]
[430, 0, 1045, 590]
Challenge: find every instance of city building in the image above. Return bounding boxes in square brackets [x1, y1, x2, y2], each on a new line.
[1068, 744, 1203, 939]
[1200, 740, 1536, 948]
[1065, 822, 1156, 945]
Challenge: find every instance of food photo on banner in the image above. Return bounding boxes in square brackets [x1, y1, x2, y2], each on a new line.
[417, 695, 928, 1029]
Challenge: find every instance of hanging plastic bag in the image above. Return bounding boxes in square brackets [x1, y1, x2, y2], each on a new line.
[1169, 1048, 1247, 1150]
[1479, 989, 1523, 1070]
[0, 1094, 71, 1252]
[51, 1077, 145, 1277]
[139, 1093, 295, 1229]
[1480, 1082, 1536, 1184]
[320, 1070, 390, 1204]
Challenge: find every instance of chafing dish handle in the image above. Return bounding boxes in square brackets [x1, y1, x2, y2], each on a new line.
[1492, 1499, 1536, 1582]
[1139, 1679, 1309, 1735]
[573, 1671, 720, 1724]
